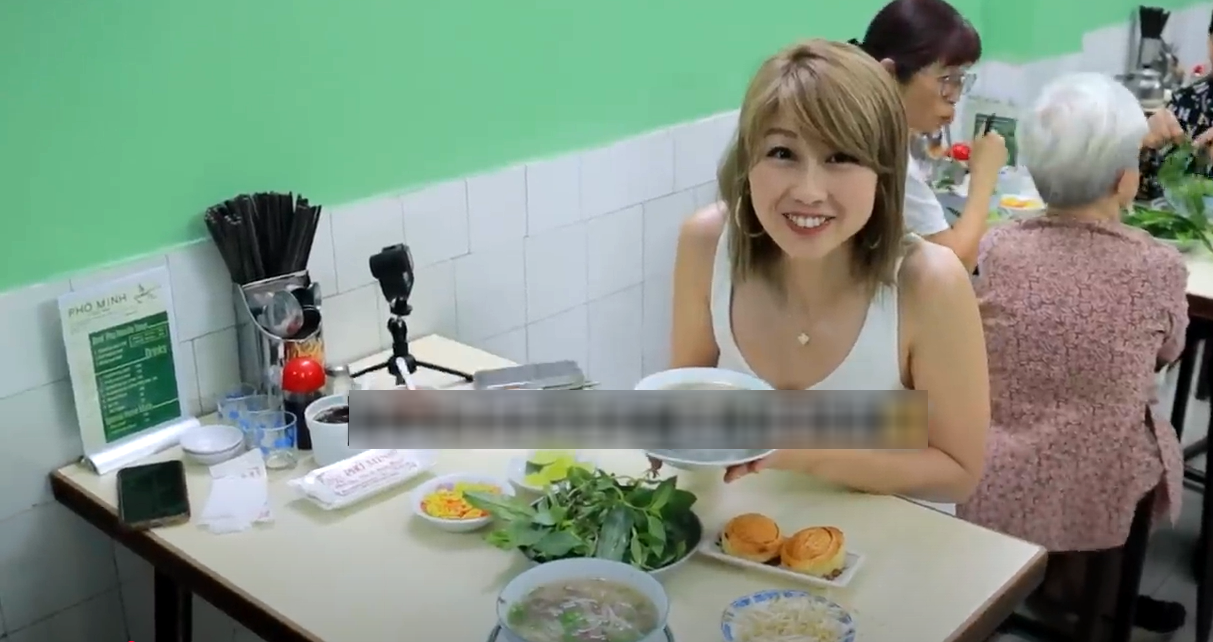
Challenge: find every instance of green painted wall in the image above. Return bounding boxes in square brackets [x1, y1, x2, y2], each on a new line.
[0, 0, 1202, 291]
[981, 0, 1204, 60]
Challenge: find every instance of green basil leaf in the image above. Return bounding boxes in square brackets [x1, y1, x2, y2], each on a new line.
[629, 532, 646, 568]
[648, 477, 675, 512]
[486, 529, 514, 549]
[664, 488, 697, 515]
[464, 492, 535, 521]
[510, 523, 547, 548]
[594, 506, 634, 561]
[646, 513, 666, 544]
[629, 487, 654, 506]
[566, 466, 592, 486]
[531, 530, 582, 558]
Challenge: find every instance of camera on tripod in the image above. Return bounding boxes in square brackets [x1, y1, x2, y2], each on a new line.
[366, 244, 471, 385]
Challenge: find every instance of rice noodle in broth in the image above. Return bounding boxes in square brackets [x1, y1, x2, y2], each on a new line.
[506, 578, 660, 642]
[729, 594, 845, 642]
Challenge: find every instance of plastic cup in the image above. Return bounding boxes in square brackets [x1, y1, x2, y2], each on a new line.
[215, 383, 259, 424]
[246, 409, 297, 470]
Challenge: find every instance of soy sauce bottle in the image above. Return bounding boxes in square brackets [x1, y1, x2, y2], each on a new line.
[282, 357, 326, 451]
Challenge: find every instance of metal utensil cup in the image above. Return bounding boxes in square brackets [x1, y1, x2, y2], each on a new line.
[234, 270, 325, 399]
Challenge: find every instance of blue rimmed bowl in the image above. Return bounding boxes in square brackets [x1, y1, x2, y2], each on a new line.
[721, 589, 856, 642]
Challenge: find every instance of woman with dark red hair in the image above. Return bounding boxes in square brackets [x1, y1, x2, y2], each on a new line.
[850, 0, 1006, 271]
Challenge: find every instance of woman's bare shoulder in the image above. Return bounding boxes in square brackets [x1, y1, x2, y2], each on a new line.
[677, 201, 728, 265]
[898, 238, 974, 303]
[680, 201, 727, 246]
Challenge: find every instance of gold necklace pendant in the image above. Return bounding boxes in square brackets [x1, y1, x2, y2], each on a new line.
[797, 332, 810, 346]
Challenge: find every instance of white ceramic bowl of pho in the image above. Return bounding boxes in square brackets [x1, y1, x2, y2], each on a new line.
[636, 368, 775, 471]
[633, 367, 773, 391]
[497, 558, 670, 642]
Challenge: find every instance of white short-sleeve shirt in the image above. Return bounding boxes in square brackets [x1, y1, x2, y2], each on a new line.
[904, 157, 951, 237]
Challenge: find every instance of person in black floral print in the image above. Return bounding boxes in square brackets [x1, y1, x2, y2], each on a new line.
[1138, 10, 1213, 199]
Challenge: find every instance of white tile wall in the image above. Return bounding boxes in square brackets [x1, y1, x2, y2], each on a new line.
[0, 7, 1198, 635]
[0, 106, 733, 641]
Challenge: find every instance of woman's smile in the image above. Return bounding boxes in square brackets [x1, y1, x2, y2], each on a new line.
[783, 212, 835, 237]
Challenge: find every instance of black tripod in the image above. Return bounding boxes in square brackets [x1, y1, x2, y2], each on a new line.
[352, 244, 472, 385]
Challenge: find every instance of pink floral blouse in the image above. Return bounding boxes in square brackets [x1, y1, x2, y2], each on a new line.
[956, 217, 1189, 551]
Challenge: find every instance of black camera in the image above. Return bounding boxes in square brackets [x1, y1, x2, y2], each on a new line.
[367, 244, 471, 385]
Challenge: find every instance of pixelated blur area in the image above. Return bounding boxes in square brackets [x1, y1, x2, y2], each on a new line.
[347, 389, 929, 450]
[881, 391, 929, 449]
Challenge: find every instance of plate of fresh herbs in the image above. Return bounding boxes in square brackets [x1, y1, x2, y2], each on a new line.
[1129, 141, 1213, 253]
[1123, 205, 1211, 253]
[465, 467, 703, 577]
[1159, 140, 1213, 220]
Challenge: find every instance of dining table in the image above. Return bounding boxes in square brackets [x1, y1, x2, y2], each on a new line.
[49, 335, 1048, 642]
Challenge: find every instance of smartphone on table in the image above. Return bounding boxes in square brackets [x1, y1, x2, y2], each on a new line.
[117, 461, 191, 530]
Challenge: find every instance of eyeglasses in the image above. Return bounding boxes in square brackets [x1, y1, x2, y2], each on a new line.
[938, 71, 976, 101]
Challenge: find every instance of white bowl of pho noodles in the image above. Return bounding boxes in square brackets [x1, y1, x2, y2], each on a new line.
[635, 368, 774, 472]
[634, 367, 773, 391]
[498, 558, 670, 642]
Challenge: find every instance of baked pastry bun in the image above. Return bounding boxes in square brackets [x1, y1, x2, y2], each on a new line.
[721, 513, 782, 563]
[780, 526, 846, 579]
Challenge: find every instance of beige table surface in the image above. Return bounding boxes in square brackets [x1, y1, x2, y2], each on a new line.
[53, 335, 1046, 642]
[1187, 252, 1213, 305]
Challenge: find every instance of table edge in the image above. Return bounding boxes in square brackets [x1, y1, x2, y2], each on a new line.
[902, 498, 1048, 642]
[49, 469, 319, 642]
[53, 466, 1048, 642]
[1189, 293, 1213, 321]
[946, 545, 1047, 642]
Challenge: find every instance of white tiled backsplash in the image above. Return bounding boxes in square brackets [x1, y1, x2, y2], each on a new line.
[2, 5, 1211, 636]
[0, 108, 733, 641]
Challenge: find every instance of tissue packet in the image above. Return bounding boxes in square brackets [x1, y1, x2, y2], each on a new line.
[288, 449, 435, 510]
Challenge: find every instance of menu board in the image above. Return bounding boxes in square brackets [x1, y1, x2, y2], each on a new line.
[59, 266, 188, 456]
[89, 311, 179, 441]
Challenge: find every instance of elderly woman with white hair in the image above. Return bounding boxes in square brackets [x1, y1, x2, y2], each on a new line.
[956, 72, 1189, 634]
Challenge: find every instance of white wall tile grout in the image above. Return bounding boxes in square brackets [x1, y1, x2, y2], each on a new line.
[1, 9, 1205, 635]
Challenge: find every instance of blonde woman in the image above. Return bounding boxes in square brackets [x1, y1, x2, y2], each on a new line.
[667, 40, 989, 511]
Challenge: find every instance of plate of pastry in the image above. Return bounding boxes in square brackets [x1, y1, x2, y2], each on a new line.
[696, 513, 865, 589]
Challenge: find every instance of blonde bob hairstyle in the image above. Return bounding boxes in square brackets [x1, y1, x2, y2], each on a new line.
[718, 39, 910, 289]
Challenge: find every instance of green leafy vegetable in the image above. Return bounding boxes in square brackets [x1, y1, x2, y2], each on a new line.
[1159, 142, 1213, 218]
[465, 467, 701, 571]
[1134, 142, 1213, 252]
[1124, 206, 1213, 252]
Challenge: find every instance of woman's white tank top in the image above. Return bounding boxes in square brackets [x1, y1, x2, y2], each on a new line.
[707, 228, 955, 515]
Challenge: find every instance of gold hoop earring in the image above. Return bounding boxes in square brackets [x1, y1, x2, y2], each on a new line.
[733, 193, 766, 239]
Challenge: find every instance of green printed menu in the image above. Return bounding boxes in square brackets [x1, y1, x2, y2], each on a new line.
[88, 311, 181, 442]
[972, 113, 1019, 167]
[58, 265, 186, 457]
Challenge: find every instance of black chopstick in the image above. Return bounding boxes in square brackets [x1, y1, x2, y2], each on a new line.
[300, 205, 321, 272]
[203, 190, 326, 282]
[283, 213, 306, 273]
